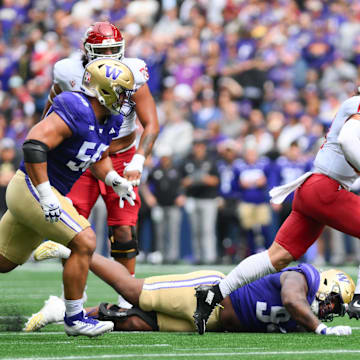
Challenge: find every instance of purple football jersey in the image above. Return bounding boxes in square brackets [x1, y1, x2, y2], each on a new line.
[229, 263, 320, 332]
[20, 92, 123, 195]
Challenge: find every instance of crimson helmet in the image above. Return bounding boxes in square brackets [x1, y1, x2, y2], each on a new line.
[83, 22, 125, 61]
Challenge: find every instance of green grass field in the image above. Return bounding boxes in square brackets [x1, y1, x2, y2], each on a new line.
[1, 261, 360, 360]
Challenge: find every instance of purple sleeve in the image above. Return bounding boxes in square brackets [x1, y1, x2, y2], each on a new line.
[51, 92, 92, 137]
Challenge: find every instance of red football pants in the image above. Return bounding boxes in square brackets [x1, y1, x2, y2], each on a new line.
[275, 173, 360, 259]
[67, 146, 140, 227]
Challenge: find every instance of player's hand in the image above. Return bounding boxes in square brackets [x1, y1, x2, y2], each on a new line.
[105, 170, 136, 208]
[324, 326, 352, 336]
[316, 323, 352, 336]
[36, 182, 62, 223]
[124, 154, 145, 187]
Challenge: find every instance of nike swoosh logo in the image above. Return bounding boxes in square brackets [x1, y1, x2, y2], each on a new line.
[352, 300, 360, 308]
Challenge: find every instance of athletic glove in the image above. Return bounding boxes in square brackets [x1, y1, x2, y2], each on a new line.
[124, 154, 145, 187]
[36, 181, 62, 223]
[105, 170, 136, 208]
[315, 323, 352, 336]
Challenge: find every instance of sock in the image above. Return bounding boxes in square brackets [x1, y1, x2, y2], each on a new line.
[355, 265, 360, 295]
[64, 298, 83, 317]
[117, 274, 134, 309]
[219, 250, 276, 298]
[61, 285, 87, 304]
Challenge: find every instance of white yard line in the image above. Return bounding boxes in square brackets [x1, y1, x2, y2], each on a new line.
[77, 344, 170, 348]
[4, 350, 360, 360]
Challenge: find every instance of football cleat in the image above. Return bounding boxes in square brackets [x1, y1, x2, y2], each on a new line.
[347, 294, 360, 320]
[23, 295, 65, 332]
[193, 284, 223, 335]
[34, 241, 71, 261]
[64, 311, 114, 337]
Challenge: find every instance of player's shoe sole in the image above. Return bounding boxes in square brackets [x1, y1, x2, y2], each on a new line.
[193, 284, 223, 335]
[34, 241, 71, 261]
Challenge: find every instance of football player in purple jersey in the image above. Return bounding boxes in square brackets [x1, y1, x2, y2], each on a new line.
[24, 244, 354, 336]
[0, 58, 137, 338]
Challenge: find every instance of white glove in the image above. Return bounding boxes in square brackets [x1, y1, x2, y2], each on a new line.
[315, 323, 352, 336]
[36, 181, 62, 223]
[105, 170, 136, 208]
[124, 154, 145, 186]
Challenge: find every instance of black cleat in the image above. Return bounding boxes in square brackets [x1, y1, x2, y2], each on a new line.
[193, 284, 223, 335]
[347, 294, 360, 320]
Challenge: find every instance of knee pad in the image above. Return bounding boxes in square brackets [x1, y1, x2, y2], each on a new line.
[98, 303, 158, 330]
[110, 226, 139, 259]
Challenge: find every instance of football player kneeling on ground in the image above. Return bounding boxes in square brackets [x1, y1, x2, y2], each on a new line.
[25, 242, 354, 335]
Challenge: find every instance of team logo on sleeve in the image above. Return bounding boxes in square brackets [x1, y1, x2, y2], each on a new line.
[84, 71, 91, 85]
[105, 65, 123, 80]
[140, 66, 149, 81]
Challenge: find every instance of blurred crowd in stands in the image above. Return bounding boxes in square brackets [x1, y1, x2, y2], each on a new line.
[2, 0, 360, 265]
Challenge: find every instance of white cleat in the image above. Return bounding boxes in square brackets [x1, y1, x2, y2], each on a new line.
[23, 295, 65, 332]
[34, 241, 71, 261]
[64, 311, 114, 337]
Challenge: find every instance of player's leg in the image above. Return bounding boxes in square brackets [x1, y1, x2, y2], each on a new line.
[25, 178, 113, 336]
[300, 175, 360, 319]
[141, 270, 224, 333]
[0, 252, 18, 273]
[102, 157, 141, 308]
[90, 253, 144, 306]
[24, 252, 143, 332]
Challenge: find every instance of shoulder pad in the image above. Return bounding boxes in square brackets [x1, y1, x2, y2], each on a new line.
[53, 58, 84, 92]
[122, 57, 149, 89]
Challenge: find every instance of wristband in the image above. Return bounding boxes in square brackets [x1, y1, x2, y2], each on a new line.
[36, 181, 53, 197]
[315, 323, 327, 335]
[105, 170, 119, 186]
[127, 154, 145, 171]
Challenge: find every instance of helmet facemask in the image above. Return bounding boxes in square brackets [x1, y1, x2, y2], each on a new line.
[84, 39, 125, 61]
[83, 22, 125, 61]
[311, 269, 355, 322]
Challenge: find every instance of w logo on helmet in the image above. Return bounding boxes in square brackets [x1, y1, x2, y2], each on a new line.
[337, 273, 350, 283]
[105, 65, 123, 80]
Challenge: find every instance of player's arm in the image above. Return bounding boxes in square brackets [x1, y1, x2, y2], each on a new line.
[280, 271, 351, 336]
[23, 112, 72, 222]
[23, 112, 72, 186]
[90, 150, 118, 182]
[124, 84, 160, 186]
[280, 271, 320, 332]
[338, 113, 360, 172]
[90, 152, 136, 209]
[40, 83, 62, 120]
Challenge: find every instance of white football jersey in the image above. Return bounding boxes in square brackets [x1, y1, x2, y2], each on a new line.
[53, 53, 149, 139]
[314, 95, 360, 189]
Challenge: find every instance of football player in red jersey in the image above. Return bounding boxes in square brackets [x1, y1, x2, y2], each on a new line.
[37, 21, 159, 308]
